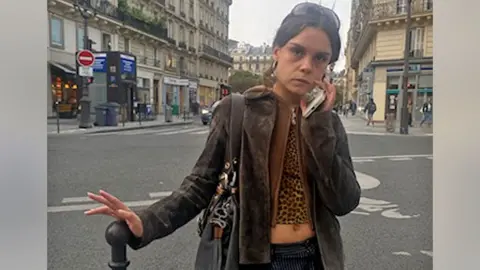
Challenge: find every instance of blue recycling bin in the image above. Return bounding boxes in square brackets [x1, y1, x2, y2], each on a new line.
[104, 102, 120, 126]
[94, 105, 108, 126]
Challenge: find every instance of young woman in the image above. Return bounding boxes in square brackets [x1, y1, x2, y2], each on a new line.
[86, 3, 360, 270]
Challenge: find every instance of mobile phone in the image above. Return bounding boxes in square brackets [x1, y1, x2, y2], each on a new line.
[302, 86, 326, 118]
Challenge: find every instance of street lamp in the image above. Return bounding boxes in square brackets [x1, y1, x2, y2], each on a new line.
[74, 0, 98, 128]
[399, 0, 413, 134]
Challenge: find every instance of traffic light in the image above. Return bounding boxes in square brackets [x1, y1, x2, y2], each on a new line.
[220, 84, 231, 96]
[86, 77, 94, 85]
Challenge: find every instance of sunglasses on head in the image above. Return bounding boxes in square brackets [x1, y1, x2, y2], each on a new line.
[289, 2, 341, 30]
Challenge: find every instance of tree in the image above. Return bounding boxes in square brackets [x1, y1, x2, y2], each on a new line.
[228, 70, 262, 93]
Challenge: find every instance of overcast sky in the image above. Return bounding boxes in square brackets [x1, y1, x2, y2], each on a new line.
[228, 0, 351, 71]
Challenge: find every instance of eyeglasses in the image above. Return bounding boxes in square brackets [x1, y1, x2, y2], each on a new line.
[288, 2, 341, 30]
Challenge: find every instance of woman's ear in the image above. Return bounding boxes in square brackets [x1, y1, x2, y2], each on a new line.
[272, 46, 280, 62]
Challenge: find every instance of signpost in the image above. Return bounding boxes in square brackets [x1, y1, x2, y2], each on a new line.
[77, 50, 95, 77]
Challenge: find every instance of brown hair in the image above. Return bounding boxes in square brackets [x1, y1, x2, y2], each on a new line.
[262, 12, 341, 87]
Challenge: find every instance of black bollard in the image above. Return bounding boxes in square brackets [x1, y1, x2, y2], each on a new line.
[105, 220, 131, 270]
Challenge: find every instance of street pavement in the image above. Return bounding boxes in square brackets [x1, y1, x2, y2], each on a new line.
[47, 119, 432, 270]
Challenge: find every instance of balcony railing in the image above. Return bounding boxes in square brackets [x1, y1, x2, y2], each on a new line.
[166, 37, 176, 45]
[200, 44, 233, 64]
[168, 4, 176, 12]
[178, 41, 187, 49]
[83, 0, 168, 41]
[188, 46, 196, 53]
[134, 56, 161, 67]
[371, 0, 433, 21]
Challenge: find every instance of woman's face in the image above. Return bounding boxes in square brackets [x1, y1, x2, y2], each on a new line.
[273, 27, 332, 97]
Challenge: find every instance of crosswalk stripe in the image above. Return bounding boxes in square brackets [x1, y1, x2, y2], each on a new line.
[156, 127, 207, 135]
[191, 129, 210, 135]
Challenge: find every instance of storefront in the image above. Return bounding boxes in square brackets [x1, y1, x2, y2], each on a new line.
[188, 81, 199, 114]
[198, 78, 218, 107]
[163, 76, 189, 116]
[363, 60, 433, 123]
[48, 61, 78, 118]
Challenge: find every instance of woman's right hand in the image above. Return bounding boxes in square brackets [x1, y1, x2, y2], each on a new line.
[84, 190, 144, 238]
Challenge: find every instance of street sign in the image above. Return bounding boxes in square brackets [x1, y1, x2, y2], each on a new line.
[77, 50, 95, 67]
[78, 66, 93, 77]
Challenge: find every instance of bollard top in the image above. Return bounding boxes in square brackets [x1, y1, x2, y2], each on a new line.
[105, 220, 132, 246]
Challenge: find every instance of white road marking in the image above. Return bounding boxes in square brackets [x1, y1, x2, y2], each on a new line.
[149, 191, 173, 198]
[61, 197, 92, 204]
[191, 129, 210, 135]
[48, 199, 159, 213]
[388, 157, 413, 161]
[356, 171, 380, 190]
[420, 250, 433, 257]
[392, 251, 412, 256]
[352, 154, 432, 160]
[353, 159, 375, 163]
[156, 127, 206, 135]
[351, 211, 370, 216]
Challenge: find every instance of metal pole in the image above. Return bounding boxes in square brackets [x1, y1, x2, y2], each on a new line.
[399, 0, 412, 134]
[56, 101, 60, 134]
[105, 221, 131, 270]
[78, 7, 92, 128]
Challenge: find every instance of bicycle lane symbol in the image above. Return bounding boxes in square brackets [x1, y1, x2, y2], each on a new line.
[353, 171, 420, 219]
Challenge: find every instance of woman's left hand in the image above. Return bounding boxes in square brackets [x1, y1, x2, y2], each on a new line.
[315, 78, 336, 112]
[300, 78, 337, 114]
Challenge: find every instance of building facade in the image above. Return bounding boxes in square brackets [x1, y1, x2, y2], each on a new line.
[346, 0, 433, 123]
[47, 0, 232, 117]
[230, 42, 274, 76]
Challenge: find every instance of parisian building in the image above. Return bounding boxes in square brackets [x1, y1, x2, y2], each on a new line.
[47, 0, 233, 118]
[345, 0, 433, 123]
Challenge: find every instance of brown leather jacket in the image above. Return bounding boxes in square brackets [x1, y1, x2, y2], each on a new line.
[128, 86, 361, 270]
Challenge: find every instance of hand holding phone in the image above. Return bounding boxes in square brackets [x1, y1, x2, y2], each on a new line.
[301, 76, 336, 118]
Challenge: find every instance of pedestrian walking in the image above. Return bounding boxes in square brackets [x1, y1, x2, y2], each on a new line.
[85, 3, 360, 270]
[420, 98, 433, 127]
[364, 98, 377, 126]
[407, 99, 413, 127]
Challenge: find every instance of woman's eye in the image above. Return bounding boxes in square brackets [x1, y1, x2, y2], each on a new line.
[291, 48, 303, 56]
[316, 55, 327, 62]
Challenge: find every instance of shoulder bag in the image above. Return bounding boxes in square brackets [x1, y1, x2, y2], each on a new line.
[194, 93, 245, 270]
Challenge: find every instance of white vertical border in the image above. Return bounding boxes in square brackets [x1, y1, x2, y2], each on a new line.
[0, 0, 47, 268]
[434, 0, 480, 269]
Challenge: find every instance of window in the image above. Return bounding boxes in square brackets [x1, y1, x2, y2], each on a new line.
[189, 0, 194, 18]
[168, 20, 175, 39]
[124, 37, 130, 52]
[387, 76, 400, 89]
[180, 0, 184, 12]
[102, 33, 112, 51]
[50, 16, 64, 48]
[189, 31, 195, 47]
[409, 27, 425, 56]
[76, 25, 85, 50]
[396, 0, 407, 14]
[424, 0, 433, 10]
[179, 26, 185, 42]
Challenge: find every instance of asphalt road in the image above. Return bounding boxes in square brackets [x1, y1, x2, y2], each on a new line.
[47, 120, 432, 270]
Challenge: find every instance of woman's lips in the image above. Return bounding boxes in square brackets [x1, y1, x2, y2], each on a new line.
[292, 78, 311, 85]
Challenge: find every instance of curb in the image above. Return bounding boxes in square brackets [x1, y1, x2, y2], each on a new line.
[85, 120, 195, 134]
[48, 120, 194, 136]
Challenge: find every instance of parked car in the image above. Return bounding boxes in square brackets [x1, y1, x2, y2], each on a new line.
[200, 107, 212, 125]
[200, 100, 222, 125]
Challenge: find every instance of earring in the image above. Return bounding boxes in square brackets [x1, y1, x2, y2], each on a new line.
[271, 61, 278, 78]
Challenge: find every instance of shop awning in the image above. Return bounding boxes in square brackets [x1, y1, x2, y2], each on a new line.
[49, 61, 76, 75]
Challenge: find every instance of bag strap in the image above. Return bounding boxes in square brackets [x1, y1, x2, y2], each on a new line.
[228, 93, 245, 175]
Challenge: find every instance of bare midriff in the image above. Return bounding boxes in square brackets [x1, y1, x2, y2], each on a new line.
[271, 109, 315, 244]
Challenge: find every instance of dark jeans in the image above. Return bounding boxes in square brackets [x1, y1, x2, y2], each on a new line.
[239, 238, 323, 270]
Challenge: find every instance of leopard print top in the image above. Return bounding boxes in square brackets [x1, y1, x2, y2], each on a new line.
[275, 120, 311, 224]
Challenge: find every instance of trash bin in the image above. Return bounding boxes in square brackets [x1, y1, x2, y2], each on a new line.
[165, 105, 173, 122]
[104, 102, 120, 126]
[95, 105, 108, 126]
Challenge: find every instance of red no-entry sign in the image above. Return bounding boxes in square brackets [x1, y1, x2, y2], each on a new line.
[77, 50, 95, 67]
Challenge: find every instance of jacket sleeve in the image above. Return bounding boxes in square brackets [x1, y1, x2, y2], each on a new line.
[128, 97, 232, 250]
[302, 111, 361, 216]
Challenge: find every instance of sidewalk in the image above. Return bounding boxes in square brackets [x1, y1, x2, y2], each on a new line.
[47, 115, 195, 135]
[339, 114, 433, 137]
